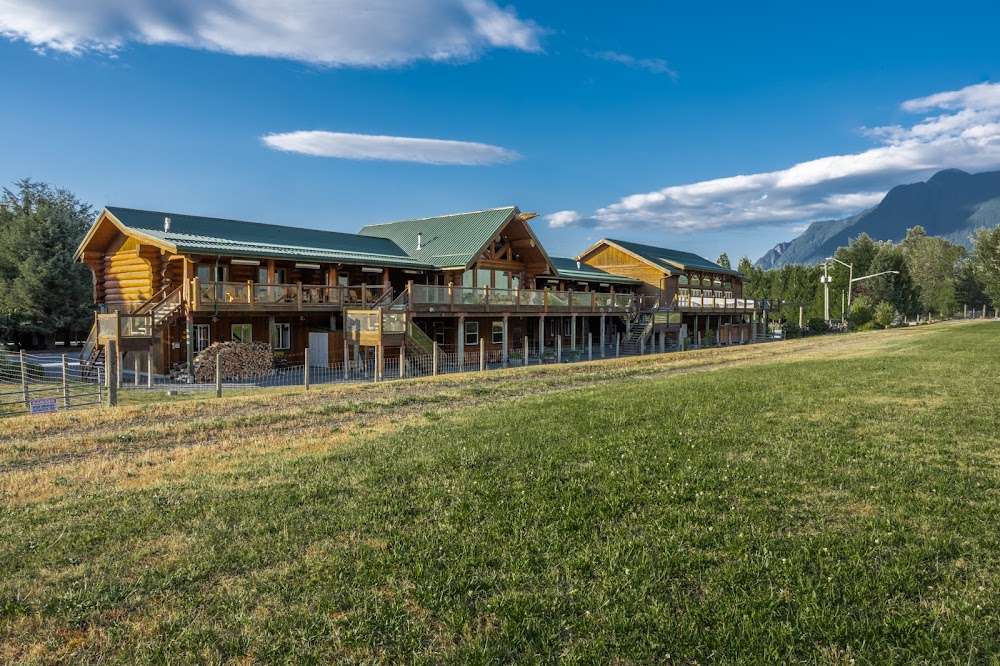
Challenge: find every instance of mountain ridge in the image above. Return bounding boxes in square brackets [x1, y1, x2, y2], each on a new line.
[756, 169, 1000, 268]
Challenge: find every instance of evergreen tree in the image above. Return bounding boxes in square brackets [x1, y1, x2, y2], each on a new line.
[716, 253, 731, 269]
[0, 179, 94, 346]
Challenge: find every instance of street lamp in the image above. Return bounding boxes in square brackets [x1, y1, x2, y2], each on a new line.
[825, 256, 900, 321]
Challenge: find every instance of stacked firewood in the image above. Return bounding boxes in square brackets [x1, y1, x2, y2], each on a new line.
[194, 342, 273, 382]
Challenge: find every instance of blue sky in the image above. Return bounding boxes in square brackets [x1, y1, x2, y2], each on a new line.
[2, 1, 1000, 264]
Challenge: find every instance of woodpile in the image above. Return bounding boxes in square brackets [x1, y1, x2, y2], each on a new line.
[194, 341, 273, 382]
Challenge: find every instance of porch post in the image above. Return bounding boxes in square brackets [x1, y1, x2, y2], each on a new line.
[570, 315, 577, 351]
[479, 338, 485, 372]
[458, 315, 465, 372]
[523, 336, 529, 367]
[433, 342, 439, 376]
[588, 332, 593, 361]
[344, 340, 350, 380]
[538, 316, 545, 360]
[399, 344, 405, 380]
[600, 314, 606, 358]
[502, 315, 509, 366]
[147, 347, 154, 388]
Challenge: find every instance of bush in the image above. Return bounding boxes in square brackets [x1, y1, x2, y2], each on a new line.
[857, 321, 875, 331]
[806, 317, 829, 335]
[783, 321, 801, 338]
[849, 296, 874, 329]
[873, 301, 897, 329]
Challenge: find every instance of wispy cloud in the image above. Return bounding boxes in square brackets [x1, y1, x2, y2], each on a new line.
[587, 50, 677, 79]
[262, 131, 520, 165]
[0, 0, 544, 66]
[547, 81, 1000, 232]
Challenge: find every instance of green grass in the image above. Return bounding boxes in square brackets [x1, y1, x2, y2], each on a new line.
[2, 322, 1000, 664]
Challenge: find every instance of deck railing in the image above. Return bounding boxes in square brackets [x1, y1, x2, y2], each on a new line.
[674, 294, 761, 311]
[404, 283, 634, 314]
[190, 281, 389, 312]
[95, 312, 155, 342]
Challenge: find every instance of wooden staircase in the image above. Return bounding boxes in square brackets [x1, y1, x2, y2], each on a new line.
[78, 286, 185, 378]
[622, 311, 653, 355]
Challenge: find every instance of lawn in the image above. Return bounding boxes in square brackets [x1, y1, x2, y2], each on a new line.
[2, 322, 999, 664]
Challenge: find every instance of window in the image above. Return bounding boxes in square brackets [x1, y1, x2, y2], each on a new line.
[433, 321, 445, 345]
[198, 265, 227, 282]
[678, 275, 689, 285]
[257, 268, 268, 284]
[231, 323, 253, 343]
[563, 319, 571, 336]
[713, 278, 722, 289]
[465, 321, 479, 346]
[274, 268, 287, 284]
[272, 322, 290, 350]
[492, 321, 504, 344]
[192, 324, 211, 352]
[725, 291, 733, 299]
[679, 288, 690, 297]
[691, 276, 701, 287]
[337, 273, 350, 287]
[724, 281, 732, 290]
[692, 289, 702, 298]
[714, 290, 723, 298]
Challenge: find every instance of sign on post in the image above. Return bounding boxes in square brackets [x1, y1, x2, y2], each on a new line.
[30, 398, 58, 415]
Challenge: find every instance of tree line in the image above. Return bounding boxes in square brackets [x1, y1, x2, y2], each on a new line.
[726, 224, 999, 331]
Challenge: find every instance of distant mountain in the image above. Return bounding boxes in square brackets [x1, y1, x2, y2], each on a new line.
[756, 169, 1000, 268]
[756, 241, 791, 269]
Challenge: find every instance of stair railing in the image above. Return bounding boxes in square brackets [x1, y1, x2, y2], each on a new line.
[406, 319, 435, 356]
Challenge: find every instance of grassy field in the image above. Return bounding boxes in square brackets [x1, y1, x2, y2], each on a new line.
[2, 322, 999, 664]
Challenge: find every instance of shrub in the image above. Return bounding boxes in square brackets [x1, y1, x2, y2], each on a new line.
[783, 321, 801, 338]
[849, 296, 874, 329]
[857, 321, 876, 331]
[873, 301, 897, 329]
[806, 317, 829, 335]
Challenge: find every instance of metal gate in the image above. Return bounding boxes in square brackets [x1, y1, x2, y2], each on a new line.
[0, 350, 103, 417]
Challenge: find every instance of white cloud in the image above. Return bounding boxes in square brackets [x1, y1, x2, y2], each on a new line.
[0, 0, 543, 66]
[550, 81, 1000, 233]
[588, 50, 677, 79]
[261, 130, 519, 165]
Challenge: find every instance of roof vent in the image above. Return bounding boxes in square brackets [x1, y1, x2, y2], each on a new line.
[416, 232, 423, 251]
[576, 260, 581, 270]
[164, 216, 171, 233]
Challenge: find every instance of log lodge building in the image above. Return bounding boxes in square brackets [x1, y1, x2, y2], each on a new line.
[74, 205, 772, 378]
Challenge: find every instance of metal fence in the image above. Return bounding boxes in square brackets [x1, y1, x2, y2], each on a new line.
[0, 351, 103, 417]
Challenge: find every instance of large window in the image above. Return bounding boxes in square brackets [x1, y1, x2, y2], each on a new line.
[691, 276, 701, 287]
[492, 321, 504, 344]
[198, 265, 227, 282]
[678, 275, 689, 285]
[465, 321, 479, 346]
[192, 324, 211, 352]
[272, 322, 290, 350]
[231, 323, 253, 343]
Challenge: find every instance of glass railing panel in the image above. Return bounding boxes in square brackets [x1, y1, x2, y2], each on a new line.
[547, 292, 570, 308]
[571, 292, 592, 308]
[490, 288, 517, 306]
[613, 294, 633, 309]
[519, 289, 545, 307]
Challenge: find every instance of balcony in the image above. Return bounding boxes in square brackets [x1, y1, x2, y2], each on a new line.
[189, 280, 391, 313]
[405, 284, 634, 315]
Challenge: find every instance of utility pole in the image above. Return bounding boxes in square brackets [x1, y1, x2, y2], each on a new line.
[821, 261, 833, 323]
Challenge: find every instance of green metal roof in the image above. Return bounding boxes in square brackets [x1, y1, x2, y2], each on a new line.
[598, 238, 739, 276]
[357, 207, 520, 269]
[547, 257, 642, 285]
[104, 207, 432, 269]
